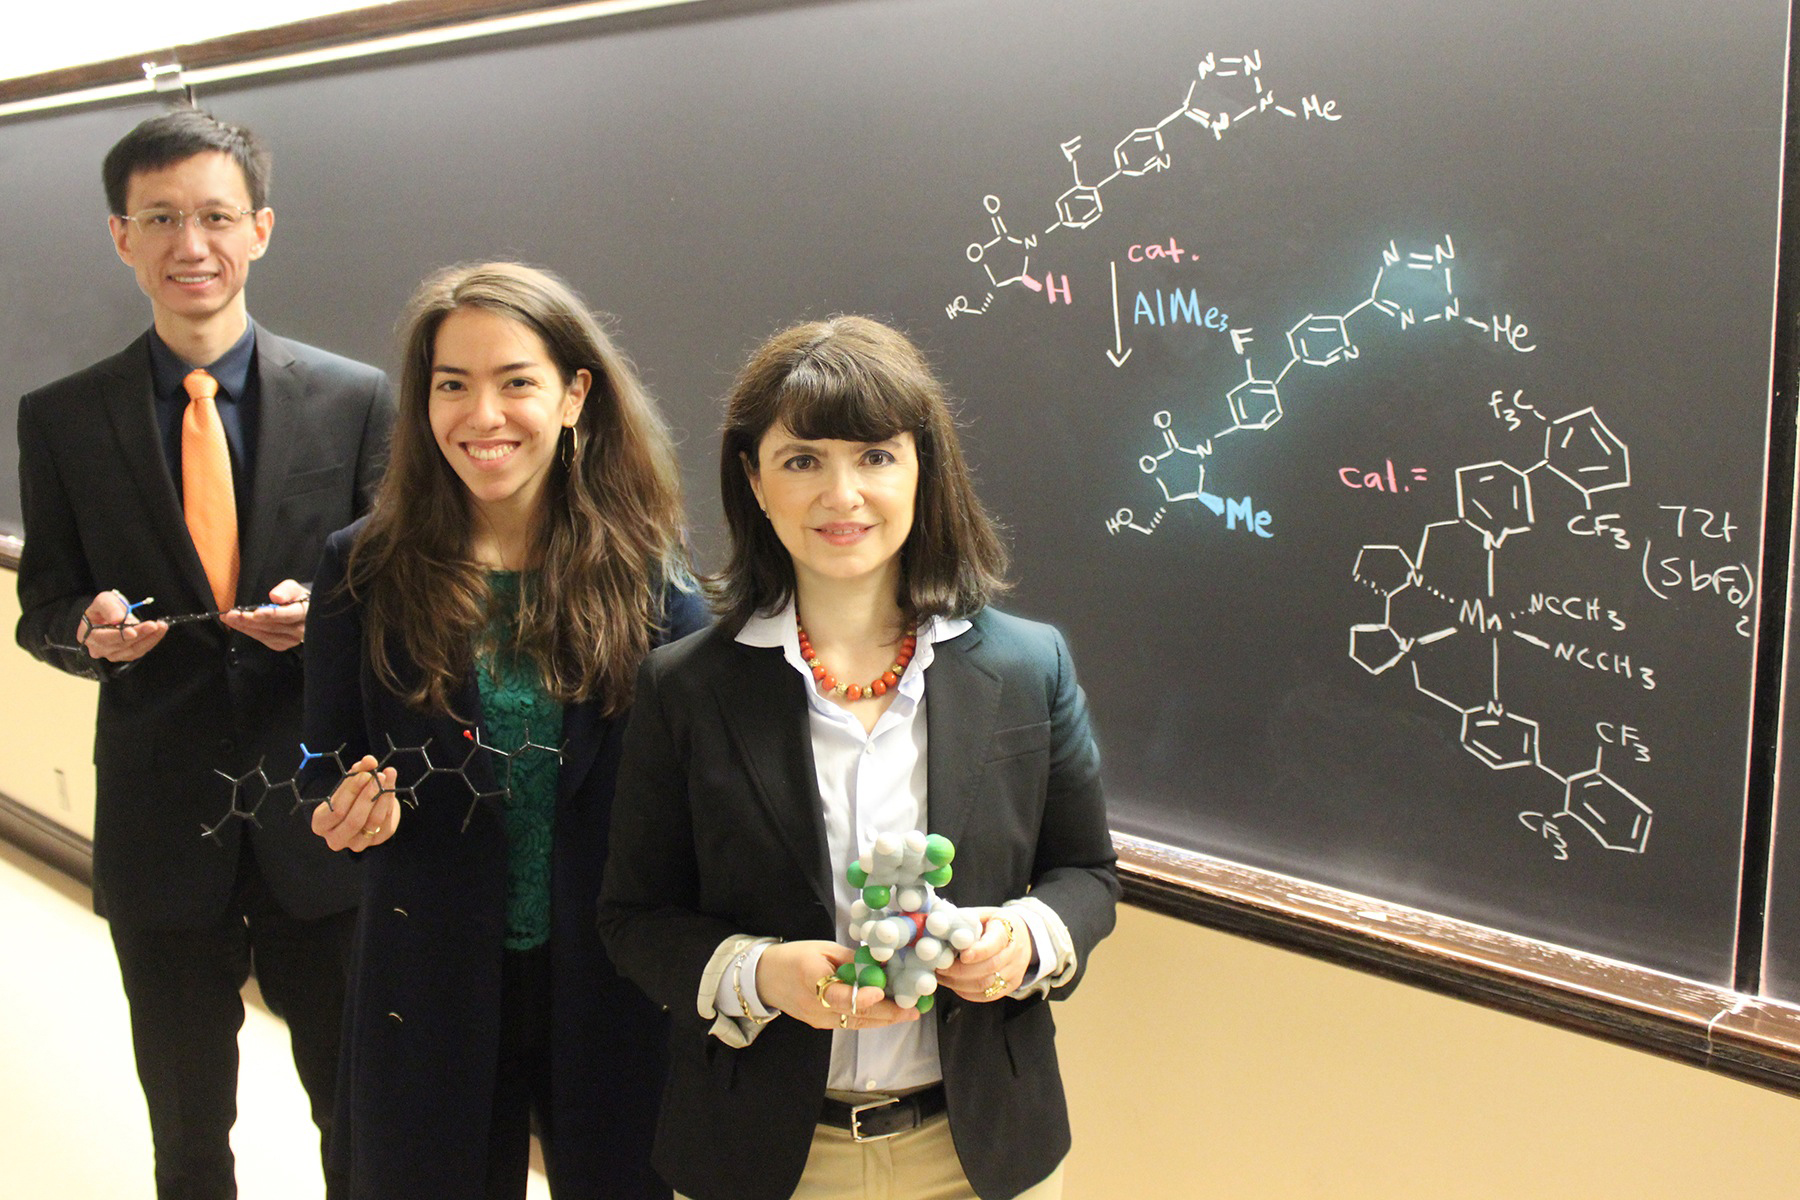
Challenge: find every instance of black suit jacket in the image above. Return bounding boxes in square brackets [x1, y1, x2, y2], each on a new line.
[16, 325, 394, 928]
[598, 609, 1120, 1200]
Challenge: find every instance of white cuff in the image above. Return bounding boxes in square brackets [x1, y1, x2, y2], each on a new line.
[1008, 905, 1056, 990]
[1003, 896, 1079, 999]
[699, 934, 782, 1048]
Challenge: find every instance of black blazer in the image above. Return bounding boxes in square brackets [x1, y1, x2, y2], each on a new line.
[302, 521, 708, 1200]
[598, 609, 1120, 1200]
[16, 326, 394, 928]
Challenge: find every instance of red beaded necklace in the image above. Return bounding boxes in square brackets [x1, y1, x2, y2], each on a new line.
[796, 617, 917, 702]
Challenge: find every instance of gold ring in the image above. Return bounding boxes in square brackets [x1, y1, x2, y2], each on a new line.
[983, 974, 1008, 998]
[362, 825, 381, 837]
[1002, 918, 1018, 949]
[838, 1012, 850, 1029]
[815, 973, 838, 1009]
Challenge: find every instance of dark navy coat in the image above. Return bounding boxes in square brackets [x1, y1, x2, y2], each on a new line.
[304, 520, 707, 1199]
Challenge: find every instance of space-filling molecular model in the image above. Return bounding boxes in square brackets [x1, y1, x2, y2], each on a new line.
[841, 831, 982, 1011]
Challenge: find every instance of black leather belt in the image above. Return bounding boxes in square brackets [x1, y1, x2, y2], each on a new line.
[818, 1085, 947, 1141]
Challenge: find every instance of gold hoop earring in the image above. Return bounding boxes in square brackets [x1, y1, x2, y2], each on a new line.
[559, 424, 580, 470]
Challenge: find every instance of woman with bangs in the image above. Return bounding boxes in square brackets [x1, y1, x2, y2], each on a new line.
[302, 262, 705, 1199]
[598, 315, 1119, 1200]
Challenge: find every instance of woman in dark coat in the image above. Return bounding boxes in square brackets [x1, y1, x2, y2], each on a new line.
[303, 262, 705, 1199]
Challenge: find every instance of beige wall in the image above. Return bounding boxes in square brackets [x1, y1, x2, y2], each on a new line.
[3, 586, 1798, 1194]
[1057, 904, 1800, 1196]
[0, 586, 96, 839]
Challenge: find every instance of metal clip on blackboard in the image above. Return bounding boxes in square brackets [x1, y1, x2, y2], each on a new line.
[141, 56, 193, 105]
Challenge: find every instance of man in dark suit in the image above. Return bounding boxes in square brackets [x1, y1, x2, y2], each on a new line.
[15, 106, 394, 1200]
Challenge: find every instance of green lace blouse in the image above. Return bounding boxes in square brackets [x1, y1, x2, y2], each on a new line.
[476, 571, 563, 952]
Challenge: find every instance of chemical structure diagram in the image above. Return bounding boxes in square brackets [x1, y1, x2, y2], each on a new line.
[1346, 391, 1654, 862]
[202, 728, 564, 844]
[1107, 234, 1537, 537]
[931, 45, 1760, 872]
[1100, 229, 1686, 864]
[945, 50, 1343, 321]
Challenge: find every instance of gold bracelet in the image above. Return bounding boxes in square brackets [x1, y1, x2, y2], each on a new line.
[731, 947, 777, 1026]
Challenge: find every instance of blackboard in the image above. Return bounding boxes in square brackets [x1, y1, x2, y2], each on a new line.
[2, 0, 1791, 988]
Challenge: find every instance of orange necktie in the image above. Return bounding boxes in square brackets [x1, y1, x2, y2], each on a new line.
[181, 369, 238, 612]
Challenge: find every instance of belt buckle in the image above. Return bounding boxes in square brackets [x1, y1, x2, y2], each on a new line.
[849, 1095, 903, 1142]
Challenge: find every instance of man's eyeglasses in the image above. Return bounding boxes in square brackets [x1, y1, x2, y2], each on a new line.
[119, 206, 259, 238]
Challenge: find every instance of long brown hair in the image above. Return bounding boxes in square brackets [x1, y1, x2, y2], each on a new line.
[715, 315, 1007, 630]
[349, 262, 688, 716]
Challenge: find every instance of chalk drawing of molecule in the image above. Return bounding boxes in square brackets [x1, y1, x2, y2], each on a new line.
[946, 51, 1344, 319]
[1347, 405, 1649, 861]
[966, 194, 1036, 291]
[1109, 236, 1515, 537]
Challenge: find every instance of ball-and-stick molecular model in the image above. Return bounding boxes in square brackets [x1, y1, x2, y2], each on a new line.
[201, 727, 563, 844]
[841, 831, 982, 1012]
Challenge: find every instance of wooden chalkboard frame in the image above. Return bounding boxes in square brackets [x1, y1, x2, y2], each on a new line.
[0, 0, 718, 114]
[0, 1, 582, 108]
[6, 0, 1800, 1095]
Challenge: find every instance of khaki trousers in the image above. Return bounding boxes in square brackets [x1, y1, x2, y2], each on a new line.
[679, 1113, 1064, 1200]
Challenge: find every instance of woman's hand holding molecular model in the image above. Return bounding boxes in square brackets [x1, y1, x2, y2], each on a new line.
[310, 755, 401, 852]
